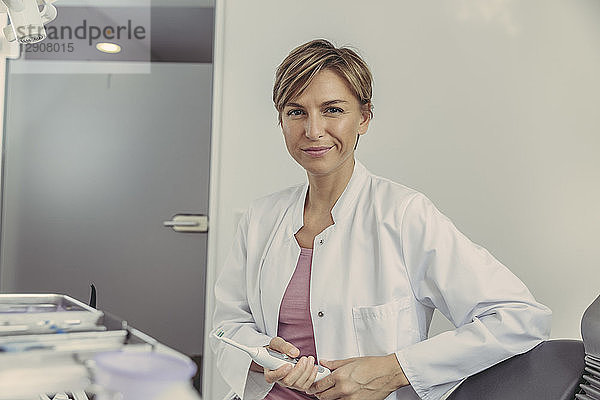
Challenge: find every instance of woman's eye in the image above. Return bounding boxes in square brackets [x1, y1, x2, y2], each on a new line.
[287, 109, 304, 117]
[325, 107, 343, 114]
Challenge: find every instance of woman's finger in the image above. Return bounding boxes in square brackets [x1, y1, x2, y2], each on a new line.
[269, 336, 300, 358]
[307, 372, 336, 395]
[280, 356, 308, 387]
[294, 356, 316, 389]
[299, 359, 319, 391]
[264, 364, 293, 384]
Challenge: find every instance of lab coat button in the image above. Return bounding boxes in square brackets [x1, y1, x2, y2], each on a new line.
[317, 311, 324, 317]
[319, 239, 324, 245]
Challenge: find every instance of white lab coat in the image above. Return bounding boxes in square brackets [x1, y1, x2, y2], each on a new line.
[211, 159, 551, 400]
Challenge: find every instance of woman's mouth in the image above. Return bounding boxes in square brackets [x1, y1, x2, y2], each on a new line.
[302, 146, 333, 157]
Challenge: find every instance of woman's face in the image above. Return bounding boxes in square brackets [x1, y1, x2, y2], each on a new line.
[281, 69, 370, 178]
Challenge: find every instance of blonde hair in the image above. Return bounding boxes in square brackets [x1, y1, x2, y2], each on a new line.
[273, 39, 373, 124]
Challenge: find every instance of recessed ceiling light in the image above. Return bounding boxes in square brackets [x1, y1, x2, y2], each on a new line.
[96, 43, 122, 54]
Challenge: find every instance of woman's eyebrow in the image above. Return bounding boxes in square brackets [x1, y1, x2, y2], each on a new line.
[284, 99, 349, 109]
[285, 102, 304, 108]
[321, 99, 348, 106]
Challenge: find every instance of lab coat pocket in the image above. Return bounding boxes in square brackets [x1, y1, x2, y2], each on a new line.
[352, 297, 417, 356]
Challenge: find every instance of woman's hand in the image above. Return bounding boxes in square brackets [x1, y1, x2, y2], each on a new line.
[263, 337, 319, 393]
[306, 354, 409, 400]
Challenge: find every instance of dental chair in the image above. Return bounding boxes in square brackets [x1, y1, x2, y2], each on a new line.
[578, 295, 600, 399]
[448, 295, 600, 400]
[446, 339, 584, 400]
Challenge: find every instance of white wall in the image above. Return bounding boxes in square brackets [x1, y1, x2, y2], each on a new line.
[204, 1, 600, 398]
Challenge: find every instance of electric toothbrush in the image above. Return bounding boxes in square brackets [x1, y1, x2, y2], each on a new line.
[214, 330, 331, 381]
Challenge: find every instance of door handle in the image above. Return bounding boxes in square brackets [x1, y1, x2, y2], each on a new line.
[163, 221, 199, 227]
[163, 214, 208, 232]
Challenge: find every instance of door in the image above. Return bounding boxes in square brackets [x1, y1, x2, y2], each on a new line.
[0, 61, 212, 357]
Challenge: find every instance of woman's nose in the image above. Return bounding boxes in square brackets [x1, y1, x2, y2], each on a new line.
[305, 116, 324, 139]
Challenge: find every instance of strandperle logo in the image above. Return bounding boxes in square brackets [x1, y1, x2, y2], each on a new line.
[16, 19, 147, 46]
[51, 20, 146, 46]
[14, 6, 151, 73]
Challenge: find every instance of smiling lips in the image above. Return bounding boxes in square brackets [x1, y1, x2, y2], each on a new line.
[303, 146, 334, 157]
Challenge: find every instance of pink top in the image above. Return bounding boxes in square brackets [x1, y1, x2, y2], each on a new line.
[264, 247, 318, 400]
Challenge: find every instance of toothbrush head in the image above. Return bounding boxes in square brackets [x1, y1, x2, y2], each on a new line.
[212, 331, 255, 356]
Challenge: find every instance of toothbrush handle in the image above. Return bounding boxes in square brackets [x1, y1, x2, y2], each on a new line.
[255, 348, 332, 382]
[254, 347, 296, 370]
[315, 365, 331, 382]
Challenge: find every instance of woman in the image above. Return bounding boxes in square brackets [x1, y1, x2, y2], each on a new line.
[211, 39, 551, 400]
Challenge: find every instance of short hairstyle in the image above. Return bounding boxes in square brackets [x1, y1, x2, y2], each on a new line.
[273, 39, 373, 124]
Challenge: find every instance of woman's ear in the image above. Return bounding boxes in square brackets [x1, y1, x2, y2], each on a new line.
[358, 105, 371, 135]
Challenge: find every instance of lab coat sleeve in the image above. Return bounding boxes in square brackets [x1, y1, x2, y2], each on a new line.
[210, 210, 275, 400]
[394, 193, 552, 400]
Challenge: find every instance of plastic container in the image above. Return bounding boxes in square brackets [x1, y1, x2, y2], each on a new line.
[93, 351, 197, 400]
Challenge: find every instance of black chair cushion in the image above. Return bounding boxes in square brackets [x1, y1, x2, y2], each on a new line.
[448, 340, 585, 400]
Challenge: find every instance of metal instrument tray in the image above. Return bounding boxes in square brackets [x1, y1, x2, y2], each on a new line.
[0, 294, 104, 335]
[0, 307, 158, 400]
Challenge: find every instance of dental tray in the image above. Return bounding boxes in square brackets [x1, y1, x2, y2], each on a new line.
[0, 294, 104, 336]
[0, 302, 160, 400]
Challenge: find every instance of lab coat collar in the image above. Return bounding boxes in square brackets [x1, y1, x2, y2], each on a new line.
[290, 158, 368, 235]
